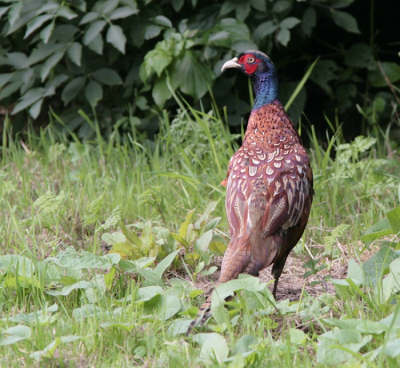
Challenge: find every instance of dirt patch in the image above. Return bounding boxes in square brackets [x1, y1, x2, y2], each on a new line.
[181, 241, 376, 301]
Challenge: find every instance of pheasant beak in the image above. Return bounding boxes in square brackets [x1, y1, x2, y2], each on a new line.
[221, 57, 240, 72]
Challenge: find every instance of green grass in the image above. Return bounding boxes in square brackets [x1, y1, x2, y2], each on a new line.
[0, 107, 399, 367]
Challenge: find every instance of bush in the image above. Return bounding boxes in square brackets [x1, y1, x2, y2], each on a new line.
[0, 0, 399, 143]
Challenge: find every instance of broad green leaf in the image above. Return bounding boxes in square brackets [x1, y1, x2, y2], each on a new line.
[179, 209, 195, 239]
[152, 75, 171, 106]
[144, 48, 172, 77]
[233, 334, 258, 355]
[136, 286, 163, 302]
[92, 68, 123, 85]
[273, 1, 292, 13]
[108, 242, 136, 259]
[323, 318, 362, 330]
[24, 15, 52, 39]
[152, 249, 181, 279]
[8, 304, 58, 325]
[72, 304, 103, 319]
[106, 25, 126, 54]
[212, 276, 262, 312]
[236, 3, 251, 22]
[381, 258, 400, 302]
[253, 21, 278, 40]
[355, 320, 388, 334]
[168, 319, 192, 336]
[120, 223, 142, 247]
[387, 207, 400, 234]
[6, 52, 27, 68]
[380, 313, 400, 328]
[12, 90, 43, 115]
[361, 218, 392, 243]
[29, 98, 43, 119]
[0, 80, 23, 100]
[250, 0, 266, 12]
[83, 20, 106, 45]
[331, 10, 360, 34]
[40, 22, 54, 44]
[382, 338, 400, 357]
[102, 232, 126, 245]
[85, 80, 103, 107]
[56, 6, 77, 20]
[347, 259, 365, 283]
[8, 2, 22, 27]
[60, 335, 82, 343]
[0, 325, 31, 346]
[201, 266, 217, 276]
[31, 338, 60, 361]
[193, 333, 229, 361]
[40, 51, 64, 82]
[143, 294, 181, 321]
[209, 30, 230, 44]
[189, 289, 204, 298]
[31, 336, 79, 361]
[67, 42, 82, 66]
[205, 217, 222, 232]
[290, 328, 306, 344]
[0, 255, 35, 277]
[24, 44, 63, 68]
[344, 43, 376, 70]
[51, 248, 120, 269]
[144, 25, 162, 40]
[98, 0, 119, 15]
[104, 267, 116, 289]
[110, 7, 138, 20]
[154, 15, 172, 28]
[79, 11, 99, 25]
[0, 6, 10, 21]
[195, 230, 213, 252]
[323, 318, 388, 335]
[46, 281, 94, 296]
[277, 27, 290, 46]
[280, 17, 301, 29]
[171, 0, 184, 12]
[219, 18, 250, 42]
[62, 76, 86, 105]
[363, 246, 400, 287]
[0, 73, 12, 89]
[317, 329, 371, 364]
[209, 241, 226, 256]
[87, 33, 104, 54]
[171, 233, 190, 248]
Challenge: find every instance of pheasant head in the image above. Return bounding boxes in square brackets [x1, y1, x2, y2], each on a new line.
[221, 50, 279, 109]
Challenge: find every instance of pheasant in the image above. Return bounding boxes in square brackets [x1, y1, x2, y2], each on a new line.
[186, 50, 313, 335]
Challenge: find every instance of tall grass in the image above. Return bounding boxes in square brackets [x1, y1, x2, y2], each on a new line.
[0, 103, 399, 366]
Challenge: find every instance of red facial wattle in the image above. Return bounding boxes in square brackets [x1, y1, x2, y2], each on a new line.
[239, 54, 261, 75]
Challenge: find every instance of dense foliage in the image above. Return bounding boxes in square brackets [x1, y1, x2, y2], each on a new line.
[0, 0, 399, 144]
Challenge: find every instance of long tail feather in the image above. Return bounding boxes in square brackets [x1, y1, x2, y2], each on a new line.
[186, 293, 213, 336]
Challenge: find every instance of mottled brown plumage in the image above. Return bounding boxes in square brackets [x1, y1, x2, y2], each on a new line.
[186, 51, 313, 335]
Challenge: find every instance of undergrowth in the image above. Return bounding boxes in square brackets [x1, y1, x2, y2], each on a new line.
[0, 106, 399, 367]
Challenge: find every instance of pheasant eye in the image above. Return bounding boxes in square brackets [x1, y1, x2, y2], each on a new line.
[247, 57, 255, 63]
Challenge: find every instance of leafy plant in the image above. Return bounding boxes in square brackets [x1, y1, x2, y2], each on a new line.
[170, 201, 226, 279]
[0, 0, 398, 144]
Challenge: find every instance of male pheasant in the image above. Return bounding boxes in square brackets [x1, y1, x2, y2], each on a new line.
[186, 50, 313, 335]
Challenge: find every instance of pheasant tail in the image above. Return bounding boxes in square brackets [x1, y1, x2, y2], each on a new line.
[185, 293, 213, 336]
